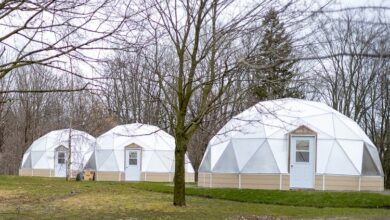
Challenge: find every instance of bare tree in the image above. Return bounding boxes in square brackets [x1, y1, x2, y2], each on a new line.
[0, 64, 113, 174]
[307, 11, 390, 186]
[136, 0, 301, 206]
[0, 66, 66, 173]
[101, 50, 166, 126]
[308, 12, 387, 122]
[0, 0, 132, 80]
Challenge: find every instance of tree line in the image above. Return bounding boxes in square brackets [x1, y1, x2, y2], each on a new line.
[0, 0, 389, 206]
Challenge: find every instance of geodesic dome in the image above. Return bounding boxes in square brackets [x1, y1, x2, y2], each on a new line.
[20, 129, 96, 172]
[199, 98, 383, 176]
[93, 123, 194, 173]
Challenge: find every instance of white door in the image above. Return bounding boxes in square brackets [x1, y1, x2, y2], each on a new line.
[290, 136, 315, 189]
[54, 150, 67, 177]
[125, 149, 141, 181]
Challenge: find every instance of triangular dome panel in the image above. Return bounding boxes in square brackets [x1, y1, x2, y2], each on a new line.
[232, 120, 267, 139]
[338, 140, 364, 173]
[362, 145, 381, 176]
[97, 150, 118, 171]
[241, 141, 280, 173]
[155, 151, 174, 172]
[263, 115, 297, 137]
[231, 138, 265, 171]
[210, 141, 230, 169]
[22, 153, 32, 168]
[325, 142, 358, 175]
[365, 144, 383, 175]
[199, 148, 211, 172]
[316, 140, 335, 174]
[141, 150, 153, 172]
[113, 150, 124, 171]
[267, 119, 299, 139]
[301, 114, 335, 137]
[32, 138, 49, 151]
[333, 114, 361, 140]
[212, 142, 239, 173]
[268, 139, 289, 173]
[146, 151, 169, 172]
[31, 151, 47, 168]
[84, 151, 96, 170]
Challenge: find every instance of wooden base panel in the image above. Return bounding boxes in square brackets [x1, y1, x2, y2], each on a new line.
[198, 173, 384, 191]
[95, 171, 195, 182]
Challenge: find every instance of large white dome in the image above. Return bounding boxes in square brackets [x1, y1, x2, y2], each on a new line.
[199, 98, 383, 176]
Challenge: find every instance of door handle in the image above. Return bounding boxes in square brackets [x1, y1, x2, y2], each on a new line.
[291, 165, 293, 168]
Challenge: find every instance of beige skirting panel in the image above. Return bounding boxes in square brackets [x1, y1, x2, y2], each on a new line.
[211, 173, 239, 188]
[95, 171, 195, 182]
[19, 168, 54, 177]
[185, 172, 195, 182]
[198, 172, 212, 187]
[19, 168, 33, 176]
[316, 175, 384, 191]
[19, 169, 83, 178]
[198, 173, 290, 190]
[141, 172, 173, 182]
[95, 171, 123, 181]
[198, 173, 384, 191]
[140, 172, 195, 182]
[360, 176, 384, 191]
[241, 174, 280, 190]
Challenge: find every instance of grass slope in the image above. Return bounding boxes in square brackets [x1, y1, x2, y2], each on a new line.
[0, 176, 389, 219]
[132, 182, 390, 208]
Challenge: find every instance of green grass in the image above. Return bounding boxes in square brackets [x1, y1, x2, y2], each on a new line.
[0, 175, 390, 219]
[132, 182, 390, 208]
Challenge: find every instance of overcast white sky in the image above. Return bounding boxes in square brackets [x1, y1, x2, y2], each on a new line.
[334, 0, 390, 7]
[35, 0, 390, 80]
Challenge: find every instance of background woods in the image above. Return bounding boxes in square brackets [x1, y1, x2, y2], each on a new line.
[0, 0, 389, 205]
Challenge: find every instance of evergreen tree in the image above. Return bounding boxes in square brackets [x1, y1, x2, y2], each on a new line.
[251, 8, 303, 101]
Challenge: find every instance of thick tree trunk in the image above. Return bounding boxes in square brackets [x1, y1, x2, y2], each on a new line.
[173, 136, 186, 206]
[195, 170, 198, 184]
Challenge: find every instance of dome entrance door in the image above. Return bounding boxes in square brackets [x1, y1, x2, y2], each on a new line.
[290, 136, 316, 189]
[125, 149, 141, 181]
[54, 146, 67, 177]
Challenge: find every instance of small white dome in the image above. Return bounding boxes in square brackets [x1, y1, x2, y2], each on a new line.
[97, 123, 175, 151]
[95, 123, 194, 173]
[20, 129, 95, 171]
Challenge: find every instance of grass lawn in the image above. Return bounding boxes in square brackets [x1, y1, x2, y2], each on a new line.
[0, 176, 389, 219]
[132, 182, 390, 208]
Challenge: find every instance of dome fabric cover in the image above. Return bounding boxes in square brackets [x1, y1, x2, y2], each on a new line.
[21, 129, 96, 172]
[94, 123, 194, 173]
[199, 98, 383, 176]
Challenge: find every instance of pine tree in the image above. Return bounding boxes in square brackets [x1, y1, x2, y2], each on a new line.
[251, 8, 303, 101]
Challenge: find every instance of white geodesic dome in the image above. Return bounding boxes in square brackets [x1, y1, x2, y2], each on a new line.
[20, 129, 96, 171]
[93, 123, 194, 173]
[199, 98, 383, 176]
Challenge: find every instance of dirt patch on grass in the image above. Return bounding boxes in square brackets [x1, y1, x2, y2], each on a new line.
[0, 190, 32, 206]
[239, 215, 287, 220]
[45, 190, 80, 202]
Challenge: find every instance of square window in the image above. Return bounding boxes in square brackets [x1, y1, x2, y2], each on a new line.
[129, 152, 138, 165]
[296, 140, 309, 151]
[296, 151, 309, 162]
[58, 152, 65, 164]
[129, 159, 137, 165]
